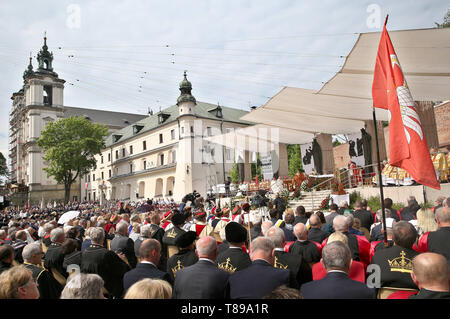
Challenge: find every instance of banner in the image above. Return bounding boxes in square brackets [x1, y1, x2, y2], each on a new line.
[260, 152, 274, 181]
[300, 142, 314, 174]
[347, 131, 365, 167]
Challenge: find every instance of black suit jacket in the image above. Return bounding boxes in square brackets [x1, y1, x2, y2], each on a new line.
[288, 240, 321, 264]
[370, 245, 418, 289]
[308, 228, 329, 244]
[123, 262, 172, 293]
[44, 243, 67, 278]
[409, 289, 450, 299]
[229, 259, 290, 299]
[300, 271, 376, 299]
[274, 250, 312, 289]
[24, 263, 62, 299]
[217, 247, 252, 274]
[351, 209, 374, 231]
[173, 259, 230, 299]
[81, 245, 130, 298]
[293, 215, 308, 226]
[110, 235, 137, 268]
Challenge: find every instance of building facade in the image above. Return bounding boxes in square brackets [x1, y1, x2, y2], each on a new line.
[82, 72, 253, 203]
[9, 37, 254, 204]
[8, 37, 147, 204]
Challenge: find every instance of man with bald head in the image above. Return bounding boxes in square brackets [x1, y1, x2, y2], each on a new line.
[173, 236, 229, 299]
[123, 238, 171, 293]
[229, 237, 290, 299]
[416, 207, 450, 263]
[288, 223, 320, 264]
[308, 214, 330, 244]
[409, 253, 450, 299]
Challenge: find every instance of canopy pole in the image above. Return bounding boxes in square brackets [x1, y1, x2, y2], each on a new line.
[372, 107, 388, 247]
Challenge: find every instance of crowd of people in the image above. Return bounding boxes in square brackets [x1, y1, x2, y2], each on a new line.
[0, 193, 449, 300]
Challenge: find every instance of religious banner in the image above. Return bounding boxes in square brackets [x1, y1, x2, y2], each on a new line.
[260, 152, 274, 181]
[347, 131, 365, 167]
[300, 142, 314, 174]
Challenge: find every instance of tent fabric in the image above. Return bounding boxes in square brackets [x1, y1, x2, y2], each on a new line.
[247, 86, 389, 121]
[205, 124, 314, 152]
[319, 27, 450, 101]
[240, 108, 366, 135]
[211, 28, 450, 151]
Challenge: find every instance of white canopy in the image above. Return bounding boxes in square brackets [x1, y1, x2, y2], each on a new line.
[213, 27, 450, 151]
[206, 124, 315, 152]
[319, 27, 450, 101]
[240, 108, 366, 135]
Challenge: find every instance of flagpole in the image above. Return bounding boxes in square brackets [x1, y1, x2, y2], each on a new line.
[372, 106, 388, 247]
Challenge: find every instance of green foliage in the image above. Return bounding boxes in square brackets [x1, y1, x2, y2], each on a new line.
[37, 116, 108, 202]
[349, 191, 362, 206]
[230, 162, 239, 184]
[251, 154, 262, 180]
[287, 144, 303, 177]
[435, 9, 450, 28]
[332, 140, 343, 147]
[392, 202, 404, 212]
[420, 202, 434, 209]
[0, 152, 7, 178]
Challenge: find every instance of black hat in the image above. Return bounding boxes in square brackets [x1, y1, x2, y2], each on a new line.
[225, 222, 248, 244]
[175, 231, 197, 248]
[171, 213, 185, 226]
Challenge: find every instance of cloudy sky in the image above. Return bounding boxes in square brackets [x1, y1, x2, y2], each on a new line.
[0, 0, 448, 165]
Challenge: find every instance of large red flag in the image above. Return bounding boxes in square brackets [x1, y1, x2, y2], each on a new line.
[372, 22, 440, 190]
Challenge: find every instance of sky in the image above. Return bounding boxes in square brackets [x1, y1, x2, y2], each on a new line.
[0, 0, 448, 170]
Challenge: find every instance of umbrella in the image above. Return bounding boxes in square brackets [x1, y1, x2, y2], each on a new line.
[58, 210, 80, 225]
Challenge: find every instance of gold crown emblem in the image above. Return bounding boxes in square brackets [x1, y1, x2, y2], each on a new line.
[388, 251, 413, 273]
[171, 260, 183, 278]
[218, 257, 237, 274]
[274, 256, 288, 270]
[166, 228, 177, 239]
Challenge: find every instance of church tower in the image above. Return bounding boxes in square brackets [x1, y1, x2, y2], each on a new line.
[25, 35, 65, 108]
[19, 35, 68, 201]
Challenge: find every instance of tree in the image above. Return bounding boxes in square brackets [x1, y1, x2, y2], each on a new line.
[37, 116, 108, 203]
[0, 152, 7, 185]
[287, 144, 303, 177]
[230, 162, 239, 183]
[435, 9, 450, 28]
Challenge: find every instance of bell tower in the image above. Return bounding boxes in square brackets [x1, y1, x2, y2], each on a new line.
[25, 35, 65, 108]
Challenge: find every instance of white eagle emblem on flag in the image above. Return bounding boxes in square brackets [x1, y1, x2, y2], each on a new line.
[389, 54, 424, 144]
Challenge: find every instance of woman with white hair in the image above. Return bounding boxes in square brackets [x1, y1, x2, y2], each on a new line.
[60, 273, 105, 299]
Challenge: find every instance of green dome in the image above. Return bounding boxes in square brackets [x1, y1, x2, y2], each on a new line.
[177, 71, 196, 105]
[179, 71, 192, 89]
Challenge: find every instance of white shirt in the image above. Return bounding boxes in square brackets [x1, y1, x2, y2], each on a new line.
[140, 260, 157, 267]
[198, 258, 215, 264]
